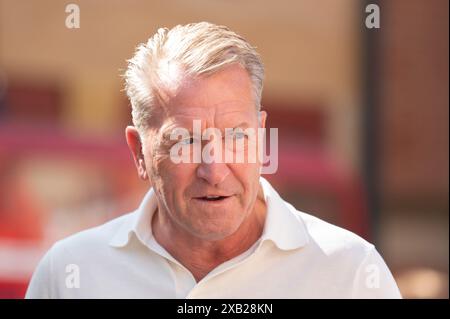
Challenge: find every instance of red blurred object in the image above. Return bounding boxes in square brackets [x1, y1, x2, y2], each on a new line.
[265, 144, 370, 239]
[263, 104, 370, 239]
[0, 280, 28, 299]
[0, 124, 134, 298]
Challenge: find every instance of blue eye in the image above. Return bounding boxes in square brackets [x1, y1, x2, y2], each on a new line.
[234, 131, 247, 139]
[225, 129, 247, 140]
[180, 137, 195, 145]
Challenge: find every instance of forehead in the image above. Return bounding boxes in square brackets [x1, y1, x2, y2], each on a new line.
[157, 64, 257, 128]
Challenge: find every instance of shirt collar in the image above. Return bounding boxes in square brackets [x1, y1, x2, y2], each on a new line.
[109, 177, 309, 251]
[108, 187, 158, 248]
[258, 177, 309, 250]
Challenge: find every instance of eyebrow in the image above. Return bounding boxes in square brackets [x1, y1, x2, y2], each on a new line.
[232, 122, 251, 129]
[161, 127, 192, 143]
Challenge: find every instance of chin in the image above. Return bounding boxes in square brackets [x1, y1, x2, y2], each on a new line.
[191, 222, 243, 241]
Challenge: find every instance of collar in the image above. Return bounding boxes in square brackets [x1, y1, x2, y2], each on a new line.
[109, 177, 309, 251]
[258, 177, 309, 250]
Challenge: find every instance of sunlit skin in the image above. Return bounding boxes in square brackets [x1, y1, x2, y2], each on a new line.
[126, 64, 267, 282]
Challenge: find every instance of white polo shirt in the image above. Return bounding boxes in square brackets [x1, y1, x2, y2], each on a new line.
[26, 177, 401, 298]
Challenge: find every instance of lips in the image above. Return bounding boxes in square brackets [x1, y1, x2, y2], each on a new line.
[193, 194, 233, 202]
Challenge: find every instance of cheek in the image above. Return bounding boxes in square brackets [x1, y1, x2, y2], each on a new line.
[153, 159, 197, 197]
[159, 160, 197, 181]
[230, 162, 260, 200]
[233, 161, 260, 178]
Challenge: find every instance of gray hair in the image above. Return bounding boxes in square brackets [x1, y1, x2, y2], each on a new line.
[123, 22, 264, 134]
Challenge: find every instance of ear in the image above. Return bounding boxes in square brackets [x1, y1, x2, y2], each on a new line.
[257, 110, 268, 174]
[125, 126, 148, 181]
[258, 110, 267, 128]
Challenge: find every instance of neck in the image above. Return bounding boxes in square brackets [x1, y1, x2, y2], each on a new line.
[152, 190, 267, 282]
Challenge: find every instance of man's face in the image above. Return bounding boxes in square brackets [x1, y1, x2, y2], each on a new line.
[137, 64, 266, 241]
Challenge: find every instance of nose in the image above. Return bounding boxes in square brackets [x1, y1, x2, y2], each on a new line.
[196, 161, 231, 186]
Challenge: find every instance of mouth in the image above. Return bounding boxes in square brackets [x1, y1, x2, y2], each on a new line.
[193, 195, 233, 203]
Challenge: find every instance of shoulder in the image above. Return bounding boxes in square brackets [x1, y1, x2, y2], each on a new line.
[284, 201, 374, 260]
[26, 212, 137, 298]
[49, 211, 136, 259]
[282, 202, 401, 298]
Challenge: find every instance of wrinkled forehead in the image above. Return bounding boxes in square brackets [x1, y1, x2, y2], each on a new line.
[151, 64, 258, 131]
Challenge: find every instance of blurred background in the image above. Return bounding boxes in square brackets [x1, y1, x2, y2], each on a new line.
[0, 0, 448, 298]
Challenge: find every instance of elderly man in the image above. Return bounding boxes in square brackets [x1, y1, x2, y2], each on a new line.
[26, 22, 401, 298]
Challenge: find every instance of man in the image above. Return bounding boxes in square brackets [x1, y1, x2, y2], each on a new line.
[26, 22, 401, 298]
